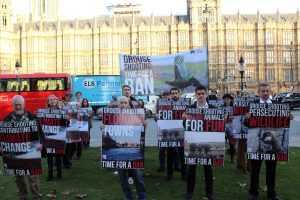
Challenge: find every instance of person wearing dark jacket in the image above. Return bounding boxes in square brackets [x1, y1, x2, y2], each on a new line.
[164, 87, 187, 181]
[62, 92, 73, 168]
[246, 82, 293, 200]
[223, 93, 236, 163]
[0, 95, 44, 200]
[236, 90, 252, 173]
[184, 85, 216, 200]
[156, 91, 180, 172]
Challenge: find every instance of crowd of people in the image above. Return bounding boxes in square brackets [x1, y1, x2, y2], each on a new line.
[0, 81, 293, 200]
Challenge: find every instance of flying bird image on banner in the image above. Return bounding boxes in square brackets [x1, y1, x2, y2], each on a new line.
[119, 47, 208, 96]
[165, 55, 202, 89]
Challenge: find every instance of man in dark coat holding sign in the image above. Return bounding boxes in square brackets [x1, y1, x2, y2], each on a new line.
[165, 87, 187, 181]
[184, 85, 216, 200]
[246, 82, 293, 200]
[0, 95, 44, 200]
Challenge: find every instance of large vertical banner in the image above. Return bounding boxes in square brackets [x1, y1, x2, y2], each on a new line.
[247, 103, 290, 161]
[184, 108, 225, 166]
[37, 109, 67, 154]
[0, 121, 42, 175]
[157, 98, 191, 148]
[101, 108, 145, 169]
[120, 47, 208, 95]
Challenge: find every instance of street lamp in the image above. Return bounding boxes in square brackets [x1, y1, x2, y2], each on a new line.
[238, 55, 246, 91]
[203, 4, 211, 85]
[15, 60, 21, 95]
[203, 4, 211, 46]
[290, 41, 294, 91]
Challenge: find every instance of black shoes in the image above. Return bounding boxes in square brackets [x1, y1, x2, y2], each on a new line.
[57, 170, 62, 180]
[46, 176, 53, 181]
[248, 193, 258, 200]
[184, 192, 193, 200]
[268, 193, 282, 200]
[46, 171, 53, 181]
[248, 192, 281, 200]
[184, 192, 216, 200]
[206, 193, 217, 200]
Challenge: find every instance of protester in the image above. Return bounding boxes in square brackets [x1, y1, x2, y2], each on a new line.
[72, 91, 83, 158]
[165, 87, 186, 181]
[81, 99, 93, 148]
[223, 93, 236, 163]
[75, 91, 83, 105]
[0, 95, 44, 200]
[246, 82, 293, 200]
[236, 90, 251, 173]
[45, 94, 64, 181]
[208, 89, 218, 100]
[62, 92, 73, 168]
[64, 92, 73, 104]
[101, 92, 147, 200]
[216, 93, 222, 100]
[110, 95, 118, 106]
[184, 85, 216, 200]
[122, 85, 139, 108]
[156, 91, 180, 172]
[137, 99, 145, 108]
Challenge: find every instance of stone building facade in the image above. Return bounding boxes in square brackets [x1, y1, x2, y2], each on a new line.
[0, 0, 299, 93]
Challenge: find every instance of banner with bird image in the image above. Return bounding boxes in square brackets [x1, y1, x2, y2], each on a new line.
[119, 47, 208, 96]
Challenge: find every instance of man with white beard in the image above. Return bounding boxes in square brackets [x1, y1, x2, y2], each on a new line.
[0, 95, 44, 200]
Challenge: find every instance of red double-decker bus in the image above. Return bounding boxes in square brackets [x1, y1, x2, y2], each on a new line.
[0, 73, 72, 120]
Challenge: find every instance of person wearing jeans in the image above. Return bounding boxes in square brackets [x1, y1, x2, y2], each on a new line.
[118, 169, 147, 200]
[103, 90, 147, 200]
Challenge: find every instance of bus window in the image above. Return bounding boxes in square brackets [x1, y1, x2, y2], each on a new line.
[0, 79, 18, 92]
[21, 79, 30, 91]
[32, 78, 67, 91]
[0, 81, 7, 92]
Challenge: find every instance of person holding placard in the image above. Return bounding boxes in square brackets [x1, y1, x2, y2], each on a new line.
[246, 82, 293, 200]
[184, 85, 216, 200]
[0, 95, 44, 200]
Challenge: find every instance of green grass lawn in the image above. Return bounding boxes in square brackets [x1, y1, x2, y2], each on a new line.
[1, 147, 300, 200]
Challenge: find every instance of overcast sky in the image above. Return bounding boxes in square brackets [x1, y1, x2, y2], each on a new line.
[12, 0, 299, 19]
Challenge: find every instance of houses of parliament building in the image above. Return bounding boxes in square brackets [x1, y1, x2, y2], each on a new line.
[0, 0, 299, 93]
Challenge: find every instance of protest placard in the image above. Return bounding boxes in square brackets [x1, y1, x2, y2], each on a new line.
[247, 103, 290, 161]
[0, 120, 42, 176]
[101, 108, 145, 169]
[184, 107, 225, 166]
[37, 109, 67, 154]
[157, 98, 190, 148]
